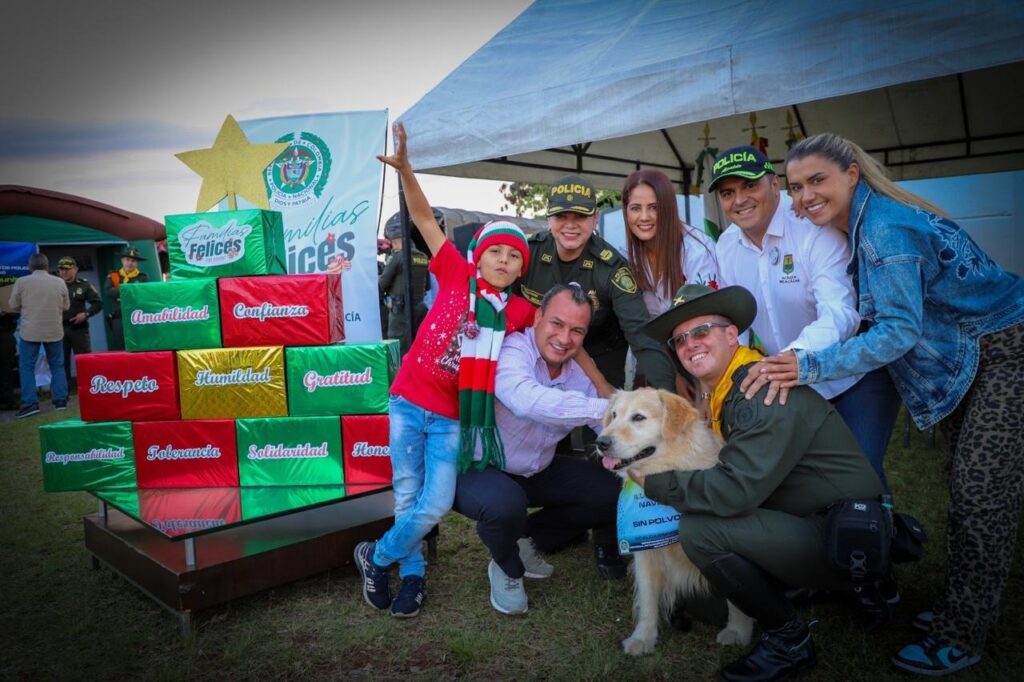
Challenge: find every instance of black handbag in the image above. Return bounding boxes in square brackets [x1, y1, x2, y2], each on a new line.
[824, 498, 893, 583]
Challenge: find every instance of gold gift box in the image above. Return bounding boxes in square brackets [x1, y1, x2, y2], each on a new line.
[176, 346, 287, 419]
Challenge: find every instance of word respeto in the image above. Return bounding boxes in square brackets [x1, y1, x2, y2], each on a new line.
[90, 375, 159, 398]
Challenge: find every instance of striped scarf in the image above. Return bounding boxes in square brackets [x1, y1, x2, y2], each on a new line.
[457, 276, 508, 473]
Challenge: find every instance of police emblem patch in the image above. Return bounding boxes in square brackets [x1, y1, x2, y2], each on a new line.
[733, 401, 756, 431]
[266, 131, 332, 207]
[612, 267, 638, 293]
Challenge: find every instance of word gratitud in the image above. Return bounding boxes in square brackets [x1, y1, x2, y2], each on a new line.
[147, 444, 222, 461]
[90, 375, 159, 398]
[351, 442, 389, 457]
[232, 302, 309, 322]
[45, 448, 126, 465]
[194, 367, 271, 386]
[303, 368, 372, 392]
[130, 305, 210, 325]
[248, 442, 330, 460]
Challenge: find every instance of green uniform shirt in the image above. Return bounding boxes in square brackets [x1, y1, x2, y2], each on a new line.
[378, 247, 430, 310]
[63, 277, 102, 328]
[645, 362, 884, 517]
[518, 231, 675, 390]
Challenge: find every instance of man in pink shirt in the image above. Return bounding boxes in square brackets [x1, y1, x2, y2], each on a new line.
[454, 283, 621, 615]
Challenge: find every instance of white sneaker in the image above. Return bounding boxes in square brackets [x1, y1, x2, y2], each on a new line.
[517, 537, 554, 579]
[488, 560, 528, 615]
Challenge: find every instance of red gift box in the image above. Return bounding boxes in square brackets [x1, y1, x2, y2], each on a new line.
[219, 274, 344, 348]
[342, 415, 393, 485]
[76, 351, 180, 422]
[133, 419, 239, 489]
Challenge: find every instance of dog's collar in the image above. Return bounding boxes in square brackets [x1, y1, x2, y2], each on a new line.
[611, 446, 657, 471]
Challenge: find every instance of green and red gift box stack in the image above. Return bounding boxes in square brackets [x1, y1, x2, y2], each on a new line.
[40, 208, 397, 493]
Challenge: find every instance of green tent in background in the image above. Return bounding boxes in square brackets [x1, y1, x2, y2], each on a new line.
[1, 185, 165, 351]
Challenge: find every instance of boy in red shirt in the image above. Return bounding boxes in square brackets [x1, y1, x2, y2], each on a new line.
[356, 123, 534, 617]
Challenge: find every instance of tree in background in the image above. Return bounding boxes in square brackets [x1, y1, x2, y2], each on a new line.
[500, 182, 621, 217]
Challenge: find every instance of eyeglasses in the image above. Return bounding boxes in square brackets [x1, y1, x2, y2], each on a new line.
[666, 322, 730, 350]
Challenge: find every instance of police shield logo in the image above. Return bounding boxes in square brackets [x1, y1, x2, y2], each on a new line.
[612, 267, 638, 294]
[266, 131, 332, 207]
[782, 254, 794, 275]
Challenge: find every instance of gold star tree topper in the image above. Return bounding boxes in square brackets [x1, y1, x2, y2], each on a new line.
[176, 115, 288, 211]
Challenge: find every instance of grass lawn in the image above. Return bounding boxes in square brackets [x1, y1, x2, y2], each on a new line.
[2, 402, 1022, 681]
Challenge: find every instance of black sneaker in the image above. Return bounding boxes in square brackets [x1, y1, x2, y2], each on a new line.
[594, 543, 627, 579]
[390, 575, 426, 618]
[354, 541, 392, 610]
[54, 400, 67, 411]
[16, 403, 40, 419]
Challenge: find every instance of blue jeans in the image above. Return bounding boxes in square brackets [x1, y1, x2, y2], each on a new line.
[18, 337, 68, 406]
[832, 367, 901, 489]
[373, 394, 459, 579]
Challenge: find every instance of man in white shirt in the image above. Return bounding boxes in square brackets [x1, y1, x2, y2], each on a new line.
[9, 253, 70, 418]
[710, 145, 900, 485]
[453, 283, 621, 615]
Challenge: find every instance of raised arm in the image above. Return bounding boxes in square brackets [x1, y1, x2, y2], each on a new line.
[377, 122, 446, 257]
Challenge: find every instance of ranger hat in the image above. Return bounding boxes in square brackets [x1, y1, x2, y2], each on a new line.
[120, 246, 147, 261]
[708, 145, 776, 192]
[546, 175, 598, 217]
[58, 256, 79, 269]
[643, 283, 756, 346]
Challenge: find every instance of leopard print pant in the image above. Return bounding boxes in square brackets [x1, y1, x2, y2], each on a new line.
[933, 322, 1024, 654]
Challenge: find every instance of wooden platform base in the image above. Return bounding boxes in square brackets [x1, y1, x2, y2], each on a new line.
[84, 490, 394, 633]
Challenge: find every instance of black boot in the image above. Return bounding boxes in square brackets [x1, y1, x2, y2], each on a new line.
[699, 553, 816, 682]
[720, 620, 815, 682]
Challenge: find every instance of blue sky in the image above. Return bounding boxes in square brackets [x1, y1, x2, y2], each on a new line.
[0, 0, 533, 224]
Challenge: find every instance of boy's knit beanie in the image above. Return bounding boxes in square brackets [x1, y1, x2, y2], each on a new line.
[470, 221, 530, 273]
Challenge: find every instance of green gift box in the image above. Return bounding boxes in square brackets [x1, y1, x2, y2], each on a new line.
[286, 340, 399, 416]
[120, 278, 222, 351]
[165, 209, 286, 279]
[236, 416, 344, 486]
[40, 419, 136, 492]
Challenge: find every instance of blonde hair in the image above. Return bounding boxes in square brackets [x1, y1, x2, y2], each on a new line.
[786, 133, 950, 219]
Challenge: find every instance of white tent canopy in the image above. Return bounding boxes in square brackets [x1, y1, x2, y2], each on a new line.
[400, 0, 1024, 193]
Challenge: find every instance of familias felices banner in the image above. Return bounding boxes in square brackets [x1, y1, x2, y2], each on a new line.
[238, 110, 388, 343]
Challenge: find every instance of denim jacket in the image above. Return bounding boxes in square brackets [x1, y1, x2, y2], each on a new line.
[797, 181, 1024, 429]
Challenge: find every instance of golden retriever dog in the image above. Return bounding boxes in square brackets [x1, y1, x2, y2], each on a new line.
[596, 387, 754, 656]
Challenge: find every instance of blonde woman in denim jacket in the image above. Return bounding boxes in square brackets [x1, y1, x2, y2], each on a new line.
[750, 132, 1024, 677]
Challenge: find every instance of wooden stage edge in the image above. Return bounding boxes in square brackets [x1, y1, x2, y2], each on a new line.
[84, 490, 395, 633]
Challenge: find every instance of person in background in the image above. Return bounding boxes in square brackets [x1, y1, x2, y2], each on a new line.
[8, 253, 69, 418]
[58, 256, 102, 388]
[622, 168, 719, 398]
[103, 246, 149, 351]
[354, 122, 535, 618]
[754, 132, 1024, 677]
[0, 308, 18, 410]
[379, 211, 431, 353]
[455, 283, 619, 615]
[709, 145, 898, 486]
